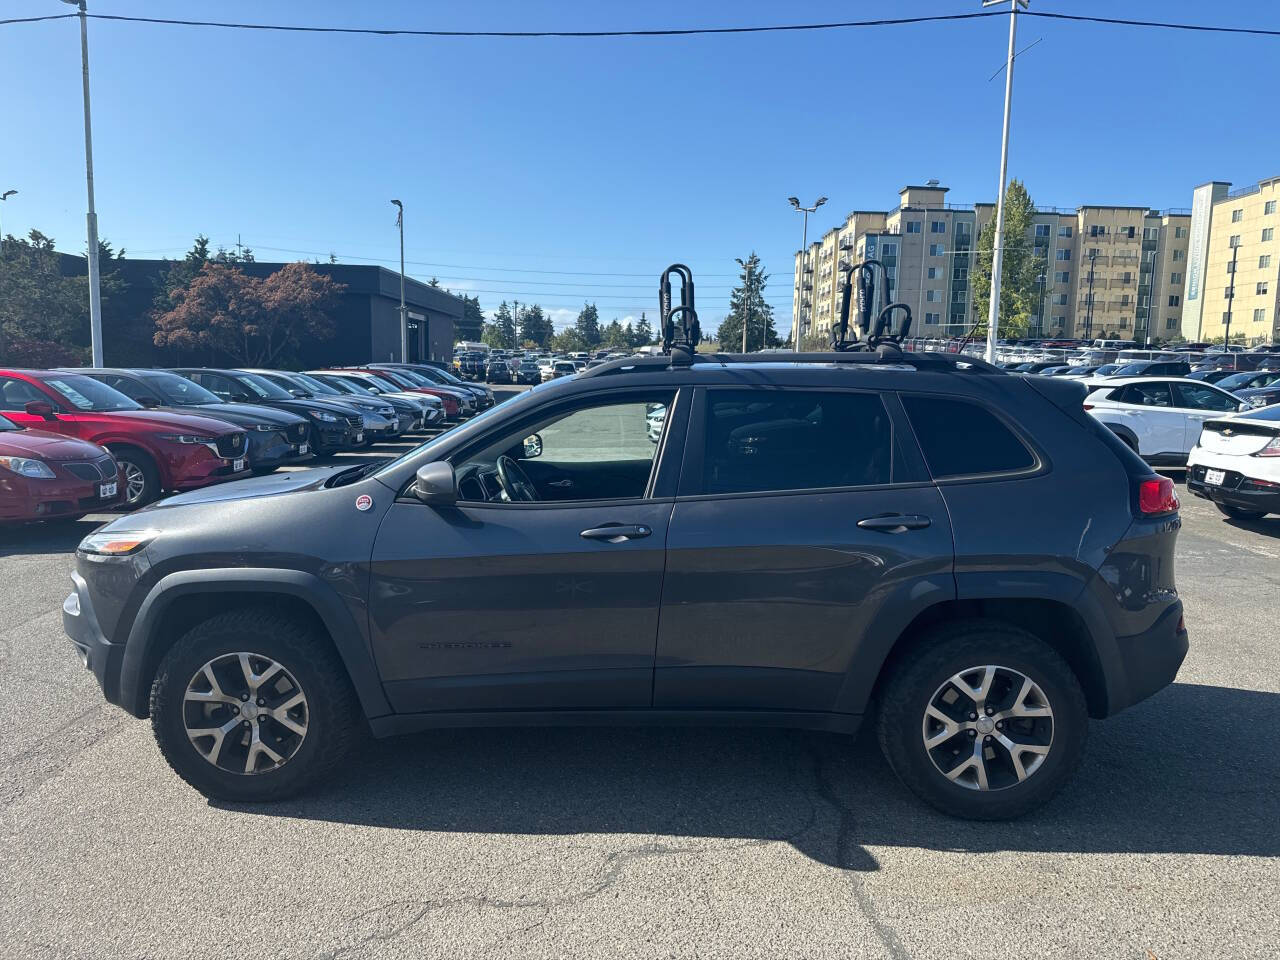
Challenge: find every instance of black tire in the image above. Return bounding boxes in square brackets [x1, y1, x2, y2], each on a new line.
[149, 608, 361, 802]
[876, 619, 1088, 820]
[1216, 502, 1267, 521]
[109, 446, 160, 509]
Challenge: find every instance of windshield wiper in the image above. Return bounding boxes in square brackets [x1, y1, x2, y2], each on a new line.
[325, 459, 389, 488]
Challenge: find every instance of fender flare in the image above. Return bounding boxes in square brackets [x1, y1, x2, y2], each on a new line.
[117, 568, 391, 720]
[1097, 420, 1140, 452]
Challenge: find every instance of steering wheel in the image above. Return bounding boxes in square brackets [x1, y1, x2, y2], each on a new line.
[495, 455, 539, 502]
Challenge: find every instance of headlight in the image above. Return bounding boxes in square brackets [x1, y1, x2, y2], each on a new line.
[379, 407, 395, 417]
[0, 455, 56, 479]
[78, 528, 158, 556]
[308, 410, 338, 422]
[158, 434, 217, 444]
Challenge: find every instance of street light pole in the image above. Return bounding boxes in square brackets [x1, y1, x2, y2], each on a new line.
[62, 0, 103, 365]
[1085, 249, 1097, 340]
[1224, 241, 1239, 368]
[982, 0, 1027, 364]
[391, 200, 406, 361]
[788, 196, 827, 352]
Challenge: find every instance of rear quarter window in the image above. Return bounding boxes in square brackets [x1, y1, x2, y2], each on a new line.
[901, 394, 1036, 479]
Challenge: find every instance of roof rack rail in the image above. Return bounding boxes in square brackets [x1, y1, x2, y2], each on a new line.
[579, 346, 1006, 378]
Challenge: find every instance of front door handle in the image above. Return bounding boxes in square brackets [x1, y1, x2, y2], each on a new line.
[580, 524, 652, 543]
[857, 514, 931, 533]
[547, 479, 574, 488]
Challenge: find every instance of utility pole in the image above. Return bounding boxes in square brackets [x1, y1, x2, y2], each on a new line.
[788, 196, 827, 352]
[62, 0, 104, 365]
[391, 200, 406, 361]
[1085, 249, 1097, 340]
[982, 0, 1028, 364]
[1224, 240, 1239, 368]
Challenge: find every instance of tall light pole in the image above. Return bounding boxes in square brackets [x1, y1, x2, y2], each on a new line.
[1224, 240, 1239, 368]
[61, 0, 104, 365]
[736, 256, 754, 353]
[0, 190, 15, 240]
[982, 0, 1028, 364]
[1085, 249, 1097, 341]
[391, 200, 407, 361]
[788, 195, 827, 352]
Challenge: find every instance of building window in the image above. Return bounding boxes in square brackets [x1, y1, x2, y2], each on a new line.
[952, 290, 967, 304]
[1261, 255, 1272, 269]
[1232, 209, 1243, 223]
[1175, 226, 1186, 238]
[1254, 308, 1267, 322]
[906, 220, 922, 233]
[1267, 201, 1277, 215]
[1168, 294, 1180, 306]
[930, 221, 946, 234]
[1055, 271, 1070, 283]
[1258, 282, 1270, 295]
[881, 242, 898, 256]
[1173, 249, 1184, 261]
[1166, 316, 1179, 329]
[953, 266, 968, 281]
[955, 221, 972, 236]
[1265, 228, 1275, 242]
[1052, 314, 1066, 326]
[926, 289, 942, 302]
[1058, 225, 1073, 238]
[1227, 261, 1236, 273]
[1034, 224, 1050, 237]
[1170, 271, 1183, 284]
[928, 243, 943, 256]
[1230, 235, 1241, 247]
[925, 312, 940, 324]
[1089, 225, 1106, 237]
[1143, 227, 1158, 241]
[1122, 271, 1133, 284]
[1123, 226, 1136, 238]
[1121, 294, 1131, 306]
[1225, 287, 1234, 299]
[1055, 249, 1071, 261]
[927, 266, 938, 279]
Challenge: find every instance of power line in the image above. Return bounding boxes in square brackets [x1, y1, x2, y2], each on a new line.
[77, 11, 1005, 38]
[1023, 11, 1280, 39]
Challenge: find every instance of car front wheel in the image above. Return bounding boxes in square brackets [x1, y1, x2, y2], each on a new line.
[876, 620, 1087, 820]
[149, 608, 361, 802]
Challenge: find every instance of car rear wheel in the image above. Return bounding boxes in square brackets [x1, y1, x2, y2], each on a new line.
[149, 608, 361, 802]
[876, 619, 1087, 820]
[1216, 502, 1267, 521]
[109, 447, 159, 508]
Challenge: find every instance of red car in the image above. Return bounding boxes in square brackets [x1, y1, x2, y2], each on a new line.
[0, 369, 251, 508]
[327, 368, 463, 419]
[0, 413, 123, 522]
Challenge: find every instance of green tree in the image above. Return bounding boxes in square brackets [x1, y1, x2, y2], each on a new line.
[519, 304, 553, 347]
[632, 311, 653, 346]
[486, 301, 516, 348]
[971, 179, 1041, 338]
[550, 328, 588, 352]
[600, 318, 629, 348]
[574, 302, 601, 346]
[457, 294, 486, 342]
[715, 253, 777, 352]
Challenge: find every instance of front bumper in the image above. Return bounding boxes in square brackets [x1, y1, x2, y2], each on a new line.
[1187, 458, 1280, 513]
[169, 447, 252, 490]
[62, 571, 123, 706]
[0, 473, 123, 521]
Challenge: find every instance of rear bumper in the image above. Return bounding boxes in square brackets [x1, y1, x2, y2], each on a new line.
[1187, 462, 1280, 513]
[1107, 601, 1189, 715]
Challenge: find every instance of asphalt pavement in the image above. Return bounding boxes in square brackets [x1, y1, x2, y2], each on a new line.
[0, 441, 1276, 959]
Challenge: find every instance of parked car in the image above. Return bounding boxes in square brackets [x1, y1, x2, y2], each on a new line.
[242, 369, 409, 439]
[64, 347, 1186, 821]
[1236, 384, 1280, 409]
[485, 360, 512, 384]
[302, 371, 444, 428]
[1186, 403, 1280, 520]
[1107, 360, 1192, 378]
[457, 354, 487, 381]
[329, 369, 466, 421]
[514, 360, 541, 385]
[544, 360, 577, 381]
[373, 363, 494, 409]
[71, 368, 312, 474]
[0, 413, 122, 522]
[1083, 376, 1246, 465]
[0, 368, 249, 507]
[1058, 364, 1105, 379]
[1186, 369, 1242, 385]
[1213, 370, 1280, 394]
[169, 368, 366, 455]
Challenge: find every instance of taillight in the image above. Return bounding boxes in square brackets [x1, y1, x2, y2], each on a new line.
[1255, 436, 1280, 458]
[1082, 403, 1094, 410]
[1138, 476, 1179, 516]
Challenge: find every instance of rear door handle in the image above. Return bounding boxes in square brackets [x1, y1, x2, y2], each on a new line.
[580, 524, 652, 543]
[857, 514, 931, 533]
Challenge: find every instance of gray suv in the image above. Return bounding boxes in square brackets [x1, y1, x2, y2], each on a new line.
[62, 349, 1187, 819]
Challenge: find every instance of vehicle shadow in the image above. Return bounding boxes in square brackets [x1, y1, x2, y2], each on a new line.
[0, 516, 112, 556]
[223, 682, 1278, 870]
[1221, 515, 1280, 539]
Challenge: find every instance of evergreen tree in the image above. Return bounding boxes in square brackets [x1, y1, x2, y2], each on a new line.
[715, 253, 777, 352]
[520, 304, 553, 347]
[971, 179, 1041, 338]
[632, 311, 653, 346]
[487, 301, 516, 348]
[551, 328, 588, 352]
[574, 302, 601, 346]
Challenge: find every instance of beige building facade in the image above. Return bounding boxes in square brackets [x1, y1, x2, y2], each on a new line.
[792, 183, 1190, 345]
[1182, 177, 1280, 345]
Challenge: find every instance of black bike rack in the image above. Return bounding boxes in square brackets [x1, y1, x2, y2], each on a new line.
[659, 263, 700, 364]
[833, 258, 914, 354]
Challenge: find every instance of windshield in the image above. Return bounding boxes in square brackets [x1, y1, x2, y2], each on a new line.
[289, 372, 341, 396]
[0, 413, 17, 431]
[430, 366, 466, 385]
[1217, 372, 1257, 390]
[359, 373, 404, 392]
[44, 375, 141, 412]
[144, 371, 222, 406]
[235, 372, 295, 400]
[373, 370, 419, 389]
[314, 374, 373, 397]
[1095, 364, 1121, 376]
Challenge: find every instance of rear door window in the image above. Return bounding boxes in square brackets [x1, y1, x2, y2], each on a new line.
[901, 395, 1036, 479]
[1115, 382, 1173, 407]
[696, 389, 897, 495]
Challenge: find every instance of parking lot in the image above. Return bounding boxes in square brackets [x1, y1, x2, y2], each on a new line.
[1, 441, 1277, 958]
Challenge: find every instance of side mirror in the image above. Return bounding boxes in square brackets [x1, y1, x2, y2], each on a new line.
[25, 400, 56, 419]
[522, 433, 543, 458]
[413, 461, 456, 506]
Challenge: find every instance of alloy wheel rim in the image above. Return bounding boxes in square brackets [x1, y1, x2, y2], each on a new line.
[121, 461, 147, 504]
[921, 664, 1054, 792]
[182, 652, 309, 775]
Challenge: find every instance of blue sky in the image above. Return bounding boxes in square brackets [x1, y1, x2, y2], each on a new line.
[4, 1, 1280, 336]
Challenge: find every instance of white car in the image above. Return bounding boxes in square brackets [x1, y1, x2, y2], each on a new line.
[1083, 376, 1247, 466]
[1187, 404, 1280, 519]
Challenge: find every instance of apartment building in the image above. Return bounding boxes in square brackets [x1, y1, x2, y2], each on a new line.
[1182, 178, 1280, 345]
[793, 182, 1190, 344]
